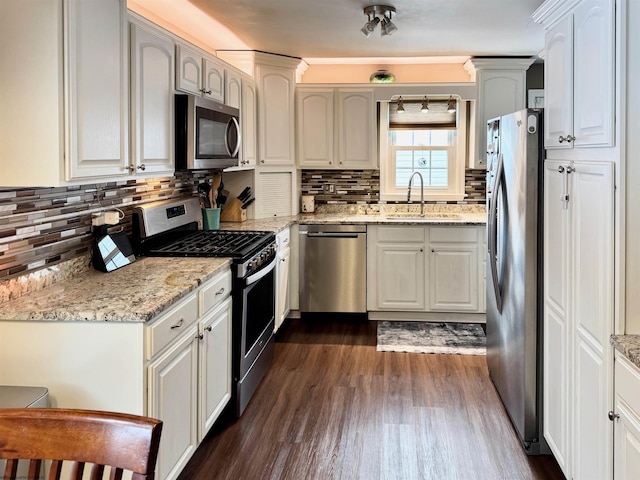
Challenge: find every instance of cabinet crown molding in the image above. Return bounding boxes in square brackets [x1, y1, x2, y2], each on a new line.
[532, 0, 580, 25]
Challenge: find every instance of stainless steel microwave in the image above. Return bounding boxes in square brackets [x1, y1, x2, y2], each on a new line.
[175, 94, 240, 170]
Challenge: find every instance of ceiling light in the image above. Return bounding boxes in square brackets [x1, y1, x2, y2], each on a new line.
[362, 5, 397, 37]
[447, 95, 456, 113]
[396, 96, 405, 113]
[380, 15, 398, 36]
[361, 17, 380, 37]
[421, 96, 429, 112]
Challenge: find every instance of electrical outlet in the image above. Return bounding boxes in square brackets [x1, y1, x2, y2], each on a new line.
[323, 183, 335, 194]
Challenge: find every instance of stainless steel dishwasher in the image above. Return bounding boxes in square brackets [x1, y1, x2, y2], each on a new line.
[299, 224, 367, 313]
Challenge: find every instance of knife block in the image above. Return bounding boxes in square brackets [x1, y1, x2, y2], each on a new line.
[220, 199, 247, 222]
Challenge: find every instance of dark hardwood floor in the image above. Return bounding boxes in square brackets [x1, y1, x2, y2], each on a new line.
[177, 317, 565, 480]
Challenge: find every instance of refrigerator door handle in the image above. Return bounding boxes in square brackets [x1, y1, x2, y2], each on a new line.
[488, 153, 505, 312]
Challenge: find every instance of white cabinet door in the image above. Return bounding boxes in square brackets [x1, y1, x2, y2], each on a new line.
[198, 297, 232, 441]
[225, 68, 242, 109]
[241, 77, 257, 168]
[203, 57, 225, 103]
[130, 21, 175, 176]
[572, 0, 615, 148]
[614, 354, 640, 480]
[543, 160, 572, 477]
[65, 0, 128, 180]
[337, 89, 376, 168]
[543, 159, 615, 480]
[572, 160, 614, 480]
[148, 326, 199, 480]
[544, 15, 574, 150]
[175, 44, 203, 96]
[542, 0, 614, 150]
[429, 244, 478, 311]
[256, 64, 295, 166]
[368, 226, 426, 311]
[296, 89, 335, 168]
[276, 246, 291, 332]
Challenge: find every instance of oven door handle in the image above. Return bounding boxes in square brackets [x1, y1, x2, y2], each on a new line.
[246, 257, 276, 285]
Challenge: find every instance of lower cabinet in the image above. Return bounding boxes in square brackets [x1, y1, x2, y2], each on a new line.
[275, 227, 291, 332]
[367, 225, 485, 314]
[0, 268, 232, 480]
[613, 352, 640, 480]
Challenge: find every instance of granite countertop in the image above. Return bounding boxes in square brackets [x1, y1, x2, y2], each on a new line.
[611, 335, 640, 369]
[0, 257, 231, 323]
[219, 205, 487, 233]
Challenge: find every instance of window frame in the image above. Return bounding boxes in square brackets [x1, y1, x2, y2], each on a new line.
[379, 100, 467, 202]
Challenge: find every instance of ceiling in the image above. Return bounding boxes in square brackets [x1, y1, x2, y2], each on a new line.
[185, 0, 546, 60]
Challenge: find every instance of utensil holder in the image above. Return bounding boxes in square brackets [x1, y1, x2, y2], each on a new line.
[202, 208, 221, 230]
[220, 199, 247, 222]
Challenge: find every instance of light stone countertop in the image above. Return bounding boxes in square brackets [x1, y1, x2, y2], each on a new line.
[611, 335, 640, 370]
[0, 257, 231, 323]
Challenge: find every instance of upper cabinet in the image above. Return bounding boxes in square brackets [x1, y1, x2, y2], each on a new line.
[176, 44, 225, 103]
[0, 0, 130, 186]
[296, 87, 376, 169]
[255, 63, 297, 166]
[534, 0, 615, 150]
[129, 18, 175, 176]
[240, 77, 257, 169]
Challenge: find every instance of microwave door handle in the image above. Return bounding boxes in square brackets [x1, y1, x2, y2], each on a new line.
[224, 119, 231, 157]
[230, 117, 241, 157]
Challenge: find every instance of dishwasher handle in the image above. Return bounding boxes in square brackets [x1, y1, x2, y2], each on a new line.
[304, 232, 364, 239]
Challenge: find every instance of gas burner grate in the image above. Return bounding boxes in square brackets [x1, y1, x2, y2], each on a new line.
[147, 230, 273, 258]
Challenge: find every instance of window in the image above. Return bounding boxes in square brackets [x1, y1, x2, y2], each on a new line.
[379, 98, 467, 201]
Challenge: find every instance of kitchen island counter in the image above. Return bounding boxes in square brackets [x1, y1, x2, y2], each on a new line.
[0, 256, 231, 323]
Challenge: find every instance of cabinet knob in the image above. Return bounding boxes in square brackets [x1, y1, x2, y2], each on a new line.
[137, 164, 146, 171]
[566, 135, 575, 143]
[558, 135, 576, 144]
[127, 164, 135, 173]
[205, 325, 212, 332]
[261, 160, 265, 164]
[200, 88, 212, 95]
[608, 411, 619, 421]
[197, 333, 204, 340]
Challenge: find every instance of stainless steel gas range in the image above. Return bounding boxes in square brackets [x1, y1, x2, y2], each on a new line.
[132, 197, 277, 417]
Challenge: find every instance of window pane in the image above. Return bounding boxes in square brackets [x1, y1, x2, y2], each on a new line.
[430, 130, 452, 146]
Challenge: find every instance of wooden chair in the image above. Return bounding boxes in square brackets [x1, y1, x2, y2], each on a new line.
[0, 408, 162, 480]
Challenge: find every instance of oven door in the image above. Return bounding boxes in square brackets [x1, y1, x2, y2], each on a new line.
[238, 257, 276, 380]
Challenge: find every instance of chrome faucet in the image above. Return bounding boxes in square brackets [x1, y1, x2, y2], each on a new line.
[407, 171, 425, 216]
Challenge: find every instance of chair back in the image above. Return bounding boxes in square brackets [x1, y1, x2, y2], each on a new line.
[0, 408, 162, 480]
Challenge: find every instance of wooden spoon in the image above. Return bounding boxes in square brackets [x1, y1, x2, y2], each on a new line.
[211, 174, 222, 208]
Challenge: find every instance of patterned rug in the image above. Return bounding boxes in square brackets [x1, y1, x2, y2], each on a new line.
[376, 321, 486, 355]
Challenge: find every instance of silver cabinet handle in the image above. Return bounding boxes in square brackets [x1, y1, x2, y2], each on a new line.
[215, 287, 225, 296]
[558, 134, 575, 143]
[205, 325, 212, 332]
[137, 164, 146, 171]
[170, 318, 184, 330]
[608, 411, 620, 421]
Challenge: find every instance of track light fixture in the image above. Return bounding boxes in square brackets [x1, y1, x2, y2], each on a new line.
[447, 95, 457, 113]
[362, 5, 397, 37]
[421, 96, 429, 112]
[396, 96, 405, 113]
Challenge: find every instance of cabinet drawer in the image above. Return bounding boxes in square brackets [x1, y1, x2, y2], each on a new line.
[200, 269, 232, 315]
[430, 226, 478, 243]
[377, 226, 425, 243]
[146, 294, 199, 360]
[277, 228, 290, 249]
[616, 352, 640, 414]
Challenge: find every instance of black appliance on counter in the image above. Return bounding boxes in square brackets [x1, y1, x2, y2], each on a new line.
[132, 197, 277, 417]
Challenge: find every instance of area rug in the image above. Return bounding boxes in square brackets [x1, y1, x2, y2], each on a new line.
[376, 321, 486, 355]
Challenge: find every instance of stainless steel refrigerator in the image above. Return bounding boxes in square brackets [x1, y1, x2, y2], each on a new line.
[486, 108, 548, 455]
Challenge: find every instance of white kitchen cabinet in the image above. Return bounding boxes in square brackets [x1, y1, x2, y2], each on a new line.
[225, 68, 242, 109]
[367, 226, 427, 311]
[368, 225, 485, 315]
[0, 0, 129, 186]
[240, 76, 257, 169]
[275, 228, 291, 332]
[198, 296, 232, 440]
[428, 227, 479, 312]
[296, 89, 335, 168]
[535, 0, 615, 149]
[176, 43, 225, 103]
[129, 18, 175, 176]
[336, 89, 376, 168]
[543, 159, 615, 480]
[255, 169, 295, 218]
[148, 323, 199, 480]
[613, 352, 640, 480]
[296, 87, 376, 169]
[255, 63, 296, 166]
[0, 268, 233, 480]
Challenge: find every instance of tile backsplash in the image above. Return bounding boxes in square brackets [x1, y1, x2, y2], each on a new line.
[0, 171, 210, 282]
[301, 168, 486, 204]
